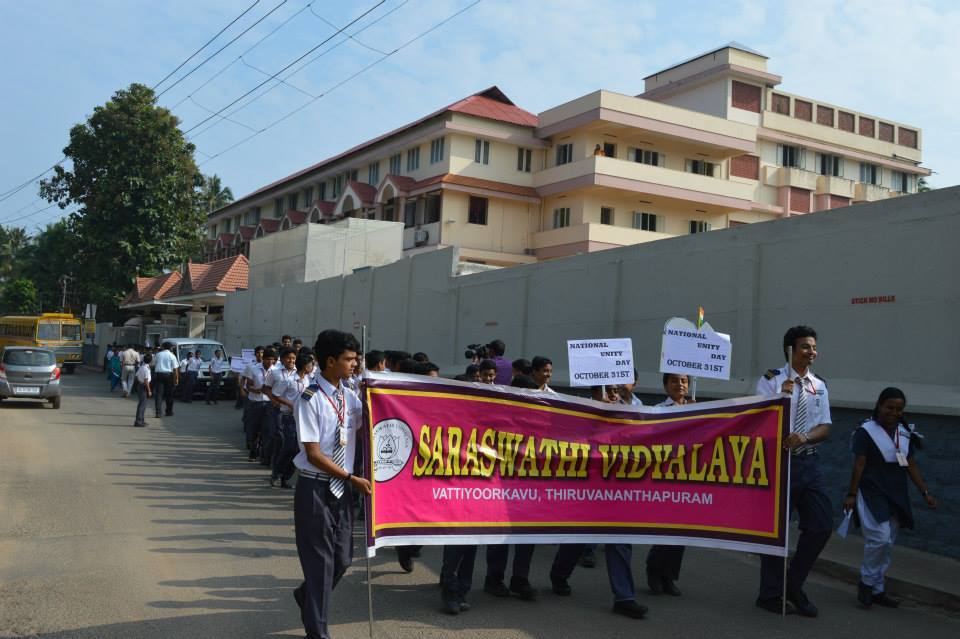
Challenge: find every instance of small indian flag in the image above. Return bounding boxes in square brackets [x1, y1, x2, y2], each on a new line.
[697, 306, 705, 328]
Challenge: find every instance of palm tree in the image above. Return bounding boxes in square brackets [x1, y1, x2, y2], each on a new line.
[0, 226, 30, 281]
[201, 174, 234, 213]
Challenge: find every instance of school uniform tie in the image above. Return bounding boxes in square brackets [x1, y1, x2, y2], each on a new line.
[329, 389, 346, 498]
[794, 376, 808, 453]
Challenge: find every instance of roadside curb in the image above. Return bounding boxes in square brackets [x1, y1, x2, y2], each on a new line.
[813, 556, 960, 612]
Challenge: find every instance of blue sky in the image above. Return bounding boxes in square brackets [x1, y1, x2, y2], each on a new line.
[1, 0, 956, 231]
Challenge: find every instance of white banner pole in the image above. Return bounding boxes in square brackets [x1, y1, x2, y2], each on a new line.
[360, 324, 374, 638]
[781, 344, 793, 618]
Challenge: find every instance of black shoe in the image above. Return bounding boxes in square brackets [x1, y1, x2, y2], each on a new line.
[787, 588, 818, 617]
[206, 400, 212, 405]
[579, 550, 596, 568]
[165, 411, 173, 417]
[613, 600, 648, 619]
[293, 585, 304, 610]
[269, 476, 278, 488]
[398, 551, 414, 573]
[872, 591, 899, 608]
[647, 572, 664, 595]
[248, 454, 257, 462]
[551, 577, 572, 596]
[662, 578, 681, 597]
[281, 480, 292, 489]
[857, 581, 873, 608]
[155, 413, 162, 418]
[441, 591, 460, 615]
[756, 596, 796, 614]
[509, 578, 537, 601]
[484, 580, 511, 597]
[457, 594, 471, 612]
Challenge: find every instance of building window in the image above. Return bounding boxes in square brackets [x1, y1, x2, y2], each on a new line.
[685, 159, 717, 177]
[386, 154, 399, 175]
[553, 207, 571, 229]
[603, 142, 616, 158]
[517, 148, 532, 172]
[332, 175, 343, 198]
[600, 207, 614, 225]
[406, 147, 420, 171]
[424, 193, 442, 224]
[468, 196, 488, 225]
[346, 169, 358, 183]
[771, 93, 790, 115]
[474, 139, 491, 165]
[817, 154, 843, 177]
[633, 212, 657, 232]
[859, 163, 880, 186]
[898, 128, 918, 149]
[789, 187, 811, 213]
[556, 143, 573, 166]
[430, 137, 445, 164]
[777, 144, 805, 169]
[274, 197, 283, 216]
[288, 193, 298, 212]
[631, 148, 662, 166]
[730, 154, 760, 180]
[224, 218, 232, 233]
[878, 122, 895, 143]
[859, 117, 875, 138]
[890, 171, 915, 193]
[303, 186, 313, 207]
[816, 105, 834, 127]
[404, 199, 417, 228]
[689, 220, 712, 234]
[794, 100, 813, 121]
[318, 182, 327, 201]
[731, 81, 761, 113]
[368, 162, 380, 185]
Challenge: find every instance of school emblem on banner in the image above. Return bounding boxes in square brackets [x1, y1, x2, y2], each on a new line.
[373, 419, 414, 482]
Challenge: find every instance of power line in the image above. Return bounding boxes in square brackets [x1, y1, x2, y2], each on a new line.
[157, 0, 290, 99]
[188, 0, 409, 141]
[309, 4, 389, 55]
[0, 158, 65, 203]
[183, 0, 387, 135]
[152, 0, 262, 91]
[198, 0, 483, 166]
[168, 1, 318, 111]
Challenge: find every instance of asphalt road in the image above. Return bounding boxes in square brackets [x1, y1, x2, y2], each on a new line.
[1, 371, 957, 638]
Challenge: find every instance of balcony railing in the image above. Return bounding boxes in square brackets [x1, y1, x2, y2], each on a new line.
[532, 222, 669, 251]
[815, 175, 855, 198]
[763, 166, 819, 191]
[854, 183, 890, 202]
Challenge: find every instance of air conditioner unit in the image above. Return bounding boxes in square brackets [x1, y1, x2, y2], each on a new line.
[414, 229, 429, 245]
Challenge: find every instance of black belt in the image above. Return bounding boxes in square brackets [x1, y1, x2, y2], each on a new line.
[298, 469, 331, 481]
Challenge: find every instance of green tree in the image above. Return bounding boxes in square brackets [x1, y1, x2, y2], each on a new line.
[201, 174, 234, 213]
[39, 83, 205, 316]
[1, 278, 38, 314]
[16, 220, 78, 312]
[918, 177, 931, 193]
[0, 226, 30, 281]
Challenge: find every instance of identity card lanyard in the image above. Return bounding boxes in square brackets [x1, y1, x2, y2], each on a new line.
[894, 427, 909, 467]
[321, 387, 348, 446]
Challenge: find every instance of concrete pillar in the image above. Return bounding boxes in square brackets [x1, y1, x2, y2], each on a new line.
[186, 311, 207, 338]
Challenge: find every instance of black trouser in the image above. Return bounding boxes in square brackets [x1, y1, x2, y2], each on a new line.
[550, 544, 584, 582]
[441, 545, 477, 597]
[244, 400, 268, 456]
[271, 413, 298, 482]
[182, 371, 197, 402]
[486, 544, 535, 584]
[260, 405, 280, 463]
[294, 476, 354, 639]
[134, 382, 149, 426]
[647, 545, 685, 581]
[206, 372, 222, 402]
[759, 453, 832, 599]
[154, 373, 175, 416]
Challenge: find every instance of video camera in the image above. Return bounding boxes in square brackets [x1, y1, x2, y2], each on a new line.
[464, 343, 490, 361]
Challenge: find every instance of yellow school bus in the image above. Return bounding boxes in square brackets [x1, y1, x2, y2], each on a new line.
[0, 313, 83, 372]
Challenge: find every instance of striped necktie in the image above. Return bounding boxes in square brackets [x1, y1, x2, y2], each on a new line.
[329, 389, 346, 498]
[794, 376, 808, 440]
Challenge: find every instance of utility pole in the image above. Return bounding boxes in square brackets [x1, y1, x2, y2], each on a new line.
[58, 275, 73, 313]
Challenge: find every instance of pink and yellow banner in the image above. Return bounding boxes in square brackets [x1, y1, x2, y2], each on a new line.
[361, 373, 790, 557]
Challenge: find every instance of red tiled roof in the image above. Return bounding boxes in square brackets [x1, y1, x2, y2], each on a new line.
[216, 232, 234, 247]
[285, 209, 308, 225]
[409, 173, 539, 199]
[236, 226, 255, 241]
[121, 271, 182, 306]
[344, 181, 377, 205]
[382, 174, 417, 193]
[210, 87, 537, 217]
[258, 218, 281, 234]
[122, 255, 249, 306]
[313, 201, 335, 215]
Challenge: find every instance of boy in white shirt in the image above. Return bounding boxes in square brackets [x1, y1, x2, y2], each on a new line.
[134, 354, 153, 427]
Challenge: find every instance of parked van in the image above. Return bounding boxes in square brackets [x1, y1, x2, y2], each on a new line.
[163, 338, 237, 399]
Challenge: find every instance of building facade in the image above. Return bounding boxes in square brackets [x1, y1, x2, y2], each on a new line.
[204, 44, 928, 265]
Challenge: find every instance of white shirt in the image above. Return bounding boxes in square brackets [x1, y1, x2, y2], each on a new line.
[756, 363, 831, 452]
[121, 348, 140, 367]
[179, 358, 191, 373]
[243, 362, 269, 402]
[210, 356, 227, 374]
[539, 384, 558, 395]
[187, 358, 201, 373]
[294, 375, 362, 475]
[271, 369, 307, 414]
[153, 350, 179, 374]
[135, 363, 152, 384]
[657, 397, 680, 407]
